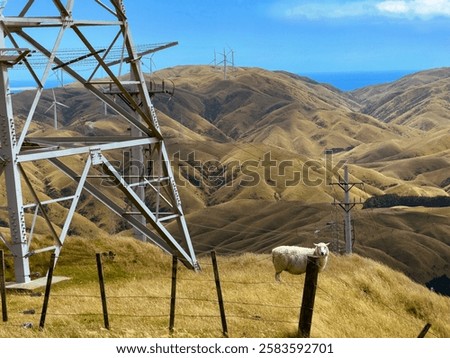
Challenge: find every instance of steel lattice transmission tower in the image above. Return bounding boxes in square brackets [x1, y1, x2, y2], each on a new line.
[0, 0, 200, 285]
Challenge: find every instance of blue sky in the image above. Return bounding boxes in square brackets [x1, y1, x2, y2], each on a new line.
[2, 0, 450, 77]
[131, 0, 450, 75]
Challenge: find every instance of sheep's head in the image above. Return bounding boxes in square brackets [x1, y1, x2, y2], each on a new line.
[314, 242, 330, 257]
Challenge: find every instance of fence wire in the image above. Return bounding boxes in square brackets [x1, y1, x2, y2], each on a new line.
[0, 252, 442, 338]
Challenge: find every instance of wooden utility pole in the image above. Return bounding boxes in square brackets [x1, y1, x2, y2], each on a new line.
[343, 166, 353, 254]
[417, 323, 432, 338]
[96, 253, 110, 330]
[169, 255, 178, 334]
[211, 251, 228, 337]
[331, 164, 363, 254]
[298, 256, 320, 338]
[39, 253, 56, 330]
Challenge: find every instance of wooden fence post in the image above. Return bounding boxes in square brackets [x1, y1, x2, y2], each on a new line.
[169, 255, 178, 334]
[0, 250, 7, 322]
[417, 323, 432, 338]
[211, 250, 228, 337]
[298, 255, 320, 338]
[39, 253, 56, 330]
[96, 253, 110, 330]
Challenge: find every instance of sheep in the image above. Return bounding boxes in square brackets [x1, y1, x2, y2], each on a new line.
[272, 242, 329, 282]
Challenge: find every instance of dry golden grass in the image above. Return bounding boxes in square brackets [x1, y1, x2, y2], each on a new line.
[2, 65, 449, 339]
[1, 235, 448, 338]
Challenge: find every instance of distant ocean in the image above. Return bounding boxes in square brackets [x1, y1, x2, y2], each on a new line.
[9, 79, 62, 92]
[302, 70, 414, 91]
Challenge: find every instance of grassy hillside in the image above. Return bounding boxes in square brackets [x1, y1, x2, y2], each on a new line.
[2, 65, 449, 300]
[351, 67, 450, 130]
[169, 201, 450, 284]
[0, 235, 449, 338]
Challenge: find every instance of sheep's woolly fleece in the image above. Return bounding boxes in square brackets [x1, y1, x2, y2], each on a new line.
[272, 243, 329, 282]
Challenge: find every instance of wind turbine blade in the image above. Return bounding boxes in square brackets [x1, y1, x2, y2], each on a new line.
[56, 102, 70, 108]
[44, 103, 55, 114]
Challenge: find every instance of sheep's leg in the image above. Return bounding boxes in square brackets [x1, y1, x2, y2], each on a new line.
[275, 272, 282, 282]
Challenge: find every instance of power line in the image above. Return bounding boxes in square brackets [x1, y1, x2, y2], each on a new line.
[12, 43, 176, 70]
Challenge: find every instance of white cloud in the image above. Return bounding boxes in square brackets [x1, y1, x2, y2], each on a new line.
[377, 0, 450, 16]
[279, 2, 372, 19]
[376, 1, 409, 13]
[270, 0, 450, 19]
[414, 0, 450, 16]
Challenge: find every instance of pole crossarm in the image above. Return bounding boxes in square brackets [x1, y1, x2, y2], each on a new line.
[0, 0, 199, 284]
[336, 182, 358, 192]
[337, 202, 358, 213]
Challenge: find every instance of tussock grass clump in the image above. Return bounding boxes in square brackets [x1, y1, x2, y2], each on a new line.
[0, 235, 449, 338]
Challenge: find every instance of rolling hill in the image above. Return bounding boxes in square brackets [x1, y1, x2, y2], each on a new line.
[351, 67, 450, 130]
[1, 65, 449, 293]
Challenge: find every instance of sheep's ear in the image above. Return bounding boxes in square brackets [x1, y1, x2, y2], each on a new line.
[325, 243, 330, 246]
[314, 243, 318, 246]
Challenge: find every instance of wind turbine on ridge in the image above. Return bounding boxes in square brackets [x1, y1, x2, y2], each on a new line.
[45, 89, 69, 129]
